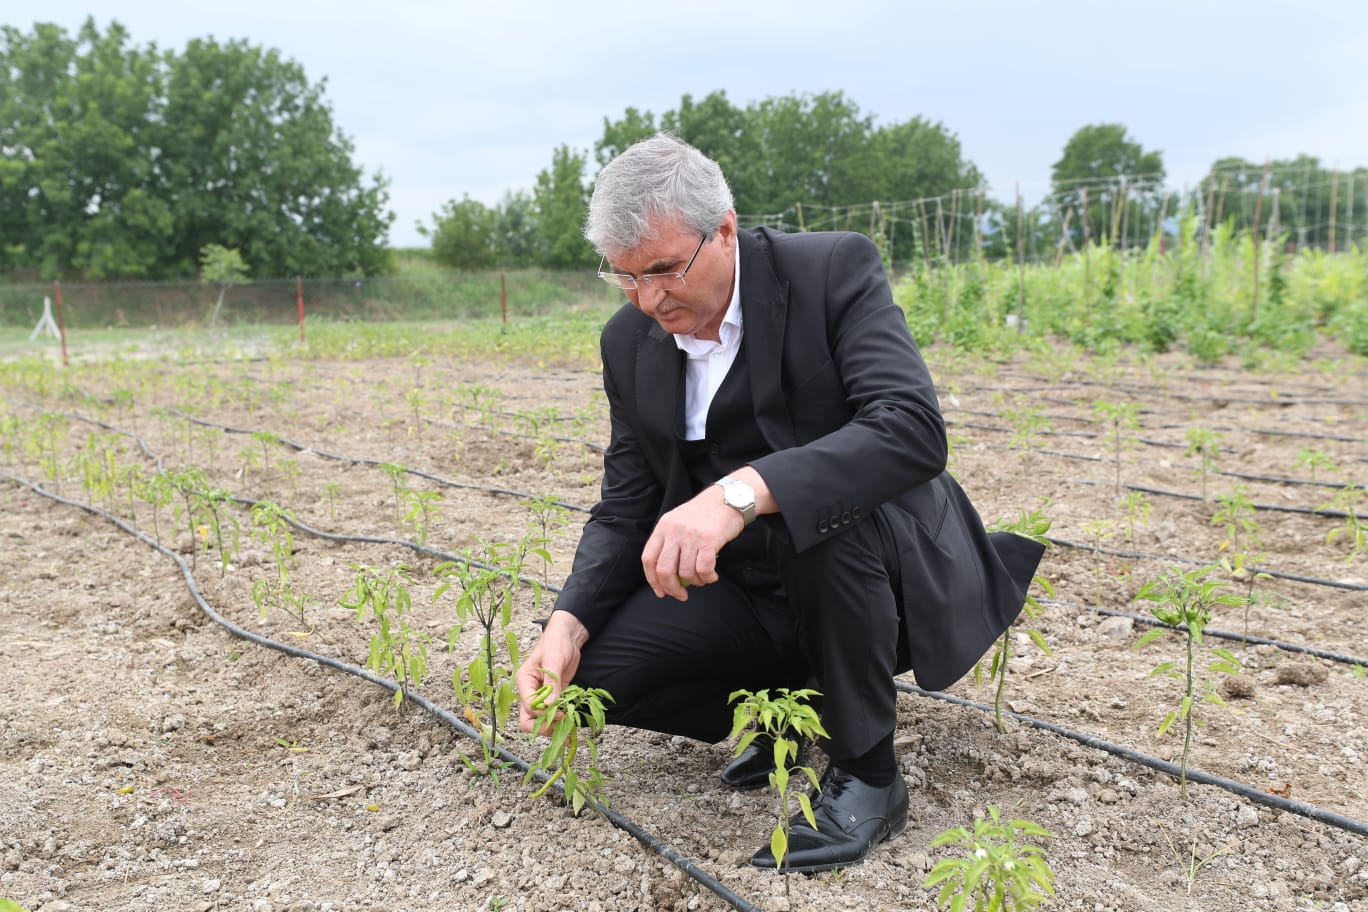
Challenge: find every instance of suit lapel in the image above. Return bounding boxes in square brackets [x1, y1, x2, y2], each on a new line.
[635, 322, 691, 506]
[739, 230, 797, 451]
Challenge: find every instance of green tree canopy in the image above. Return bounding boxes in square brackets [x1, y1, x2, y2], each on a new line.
[0, 18, 393, 280]
[1051, 123, 1165, 247]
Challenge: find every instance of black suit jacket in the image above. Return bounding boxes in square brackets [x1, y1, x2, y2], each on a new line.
[557, 227, 1043, 691]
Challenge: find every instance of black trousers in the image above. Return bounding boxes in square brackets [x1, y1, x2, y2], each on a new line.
[573, 507, 906, 760]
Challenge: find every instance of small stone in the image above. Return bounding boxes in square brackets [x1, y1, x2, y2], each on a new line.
[398, 751, 421, 771]
[1073, 816, 1094, 837]
[613, 855, 636, 874]
[471, 867, 494, 886]
[453, 869, 469, 883]
[253, 900, 274, 912]
[1274, 664, 1329, 686]
[1096, 616, 1134, 639]
[1221, 674, 1257, 699]
[1066, 787, 1088, 805]
[1237, 805, 1260, 829]
[202, 878, 221, 894]
[1096, 788, 1120, 805]
[490, 810, 513, 829]
[161, 714, 186, 733]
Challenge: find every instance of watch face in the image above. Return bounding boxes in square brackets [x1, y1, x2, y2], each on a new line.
[724, 482, 754, 509]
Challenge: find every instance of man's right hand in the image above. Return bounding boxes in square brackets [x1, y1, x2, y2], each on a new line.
[515, 610, 590, 735]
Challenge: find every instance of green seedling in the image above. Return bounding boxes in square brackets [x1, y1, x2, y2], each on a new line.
[728, 687, 828, 877]
[1183, 427, 1222, 502]
[1133, 565, 1246, 800]
[435, 536, 547, 775]
[164, 466, 238, 575]
[406, 387, 425, 440]
[1002, 406, 1053, 469]
[322, 481, 341, 519]
[1092, 400, 1142, 493]
[340, 564, 430, 709]
[525, 493, 571, 586]
[1158, 822, 1235, 895]
[922, 805, 1056, 912]
[251, 430, 280, 474]
[1119, 490, 1152, 542]
[1319, 483, 1365, 563]
[524, 672, 613, 816]
[1295, 447, 1337, 484]
[278, 457, 301, 497]
[980, 511, 1054, 734]
[379, 462, 408, 529]
[1211, 485, 1262, 553]
[137, 469, 176, 546]
[249, 500, 313, 629]
[402, 489, 443, 545]
[1219, 551, 1273, 642]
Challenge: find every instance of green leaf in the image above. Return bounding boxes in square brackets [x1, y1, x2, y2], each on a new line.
[1133, 628, 1166, 649]
[770, 828, 787, 867]
[1156, 710, 1178, 737]
[797, 791, 818, 830]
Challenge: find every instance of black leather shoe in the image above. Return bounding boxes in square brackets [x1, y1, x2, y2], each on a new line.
[720, 733, 806, 790]
[749, 765, 909, 872]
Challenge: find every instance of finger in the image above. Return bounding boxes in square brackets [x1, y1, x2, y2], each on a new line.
[641, 530, 667, 598]
[694, 546, 719, 585]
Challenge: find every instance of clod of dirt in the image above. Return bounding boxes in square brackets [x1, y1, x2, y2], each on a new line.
[1274, 663, 1330, 687]
[1221, 674, 1257, 699]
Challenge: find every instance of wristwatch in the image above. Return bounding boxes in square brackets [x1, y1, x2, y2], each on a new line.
[715, 475, 757, 527]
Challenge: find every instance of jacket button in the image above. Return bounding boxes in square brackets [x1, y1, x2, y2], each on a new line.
[817, 519, 829, 533]
[852, 506, 863, 520]
[841, 511, 851, 524]
[709, 443, 721, 455]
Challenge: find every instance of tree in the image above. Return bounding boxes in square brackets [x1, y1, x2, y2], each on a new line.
[532, 145, 589, 268]
[1051, 124, 1165, 248]
[491, 189, 538, 267]
[420, 196, 495, 270]
[0, 19, 394, 280]
[200, 244, 248, 325]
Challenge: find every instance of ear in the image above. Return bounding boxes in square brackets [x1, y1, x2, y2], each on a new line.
[717, 210, 739, 251]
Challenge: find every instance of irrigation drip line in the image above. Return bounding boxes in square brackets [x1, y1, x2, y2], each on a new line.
[163, 408, 592, 514]
[1062, 477, 1352, 518]
[1038, 597, 1368, 670]
[1045, 537, 1368, 592]
[989, 373, 1368, 411]
[0, 469, 767, 912]
[894, 682, 1368, 838]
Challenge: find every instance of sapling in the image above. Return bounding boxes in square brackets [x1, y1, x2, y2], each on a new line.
[524, 673, 613, 816]
[406, 387, 425, 441]
[435, 536, 547, 774]
[322, 481, 341, 519]
[525, 493, 571, 586]
[250, 500, 313, 629]
[1132, 565, 1246, 800]
[339, 564, 429, 709]
[1295, 446, 1337, 484]
[1219, 551, 1272, 642]
[1119, 490, 1151, 542]
[251, 430, 280, 474]
[401, 489, 443, 545]
[1211, 485, 1262, 553]
[922, 805, 1056, 912]
[1001, 406, 1052, 470]
[1318, 483, 1365, 563]
[980, 511, 1054, 734]
[1183, 427, 1222, 502]
[1091, 399, 1142, 493]
[278, 457, 301, 497]
[727, 687, 828, 876]
[379, 462, 408, 529]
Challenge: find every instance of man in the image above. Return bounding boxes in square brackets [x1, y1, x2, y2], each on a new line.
[516, 133, 1042, 872]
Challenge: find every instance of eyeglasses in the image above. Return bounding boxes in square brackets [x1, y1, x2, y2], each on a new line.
[597, 233, 709, 292]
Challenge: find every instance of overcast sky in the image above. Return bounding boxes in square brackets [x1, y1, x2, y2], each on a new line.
[12, 1, 1368, 248]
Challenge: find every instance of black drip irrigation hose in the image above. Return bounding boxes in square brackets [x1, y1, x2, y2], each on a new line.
[893, 682, 1368, 838]
[0, 469, 767, 912]
[1039, 597, 1368, 670]
[1064, 477, 1352, 518]
[1046, 537, 1368, 592]
[162, 408, 592, 514]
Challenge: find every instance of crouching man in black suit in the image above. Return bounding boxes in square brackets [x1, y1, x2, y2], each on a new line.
[516, 133, 1043, 872]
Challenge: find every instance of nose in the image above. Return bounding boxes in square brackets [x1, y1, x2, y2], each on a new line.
[633, 282, 669, 312]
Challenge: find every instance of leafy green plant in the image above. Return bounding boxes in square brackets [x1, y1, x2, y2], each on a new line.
[1001, 406, 1053, 469]
[525, 493, 571, 586]
[922, 805, 1056, 912]
[1092, 400, 1142, 493]
[1118, 490, 1151, 542]
[406, 387, 425, 441]
[379, 461, 408, 530]
[164, 466, 238, 575]
[980, 512, 1054, 733]
[435, 536, 546, 773]
[1211, 485, 1262, 553]
[251, 430, 280, 475]
[727, 687, 829, 875]
[322, 481, 341, 519]
[1319, 483, 1365, 563]
[1219, 551, 1272, 642]
[340, 564, 430, 709]
[1158, 823, 1235, 895]
[524, 673, 613, 816]
[1183, 427, 1222, 502]
[1295, 447, 1337, 484]
[402, 488, 443, 545]
[249, 500, 313, 629]
[1133, 566, 1246, 799]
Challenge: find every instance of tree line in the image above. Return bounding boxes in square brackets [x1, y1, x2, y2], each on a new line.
[0, 19, 393, 281]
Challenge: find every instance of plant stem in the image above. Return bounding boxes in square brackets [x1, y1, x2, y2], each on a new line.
[994, 631, 1011, 734]
[1181, 626, 1195, 800]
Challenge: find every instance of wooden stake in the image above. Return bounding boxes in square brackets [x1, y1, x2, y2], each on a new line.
[1015, 183, 1026, 334]
[1328, 170, 1339, 254]
[1249, 161, 1271, 324]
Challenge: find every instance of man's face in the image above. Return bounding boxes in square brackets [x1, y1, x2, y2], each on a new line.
[605, 211, 737, 341]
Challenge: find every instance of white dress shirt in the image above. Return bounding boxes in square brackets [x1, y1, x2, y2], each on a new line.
[673, 244, 743, 440]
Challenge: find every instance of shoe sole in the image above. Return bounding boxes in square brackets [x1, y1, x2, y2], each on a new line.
[767, 809, 910, 875]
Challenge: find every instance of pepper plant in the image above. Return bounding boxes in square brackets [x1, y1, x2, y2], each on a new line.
[249, 500, 312, 629]
[1092, 399, 1141, 493]
[435, 535, 547, 774]
[727, 687, 828, 875]
[524, 673, 613, 816]
[922, 805, 1056, 912]
[340, 563, 429, 709]
[1319, 483, 1365, 563]
[1211, 485, 1262, 553]
[1132, 565, 1246, 800]
[1183, 427, 1221, 502]
[980, 511, 1054, 734]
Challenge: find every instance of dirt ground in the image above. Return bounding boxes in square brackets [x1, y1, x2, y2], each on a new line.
[1, 335, 1365, 912]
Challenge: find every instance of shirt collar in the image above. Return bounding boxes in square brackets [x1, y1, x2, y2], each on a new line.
[673, 241, 743, 356]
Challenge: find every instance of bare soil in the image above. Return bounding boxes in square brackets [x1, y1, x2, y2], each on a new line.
[1, 339, 1365, 912]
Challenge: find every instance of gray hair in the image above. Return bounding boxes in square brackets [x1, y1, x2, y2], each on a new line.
[584, 133, 733, 255]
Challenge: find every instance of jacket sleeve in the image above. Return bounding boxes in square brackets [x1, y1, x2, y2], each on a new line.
[551, 323, 661, 637]
[749, 231, 948, 553]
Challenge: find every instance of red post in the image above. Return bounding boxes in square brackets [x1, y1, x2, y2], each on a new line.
[500, 272, 508, 324]
[295, 276, 305, 343]
[54, 280, 69, 367]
